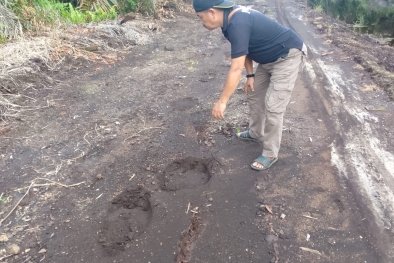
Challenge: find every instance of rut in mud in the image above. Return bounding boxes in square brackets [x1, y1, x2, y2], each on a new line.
[98, 186, 153, 255]
[159, 157, 214, 191]
[175, 216, 204, 263]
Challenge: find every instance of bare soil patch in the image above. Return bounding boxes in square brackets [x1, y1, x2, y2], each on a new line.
[1, 1, 392, 262]
[99, 186, 152, 255]
[159, 157, 213, 191]
[305, 8, 394, 99]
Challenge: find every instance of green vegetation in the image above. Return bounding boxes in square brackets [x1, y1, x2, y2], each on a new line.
[0, 0, 156, 39]
[308, 0, 394, 36]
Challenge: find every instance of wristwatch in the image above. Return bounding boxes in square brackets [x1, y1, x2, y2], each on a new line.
[246, 73, 255, 78]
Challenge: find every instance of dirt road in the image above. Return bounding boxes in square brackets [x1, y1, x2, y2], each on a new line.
[1, 0, 394, 262]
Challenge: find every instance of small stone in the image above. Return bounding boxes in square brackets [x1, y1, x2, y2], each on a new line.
[6, 244, 20, 255]
[96, 174, 103, 180]
[280, 213, 286, 219]
[128, 232, 135, 240]
[146, 167, 151, 171]
[147, 174, 151, 178]
[64, 179, 72, 185]
[151, 181, 156, 185]
[0, 234, 8, 242]
[265, 235, 278, 245]
[208, 197, 213, 202]
[46, 77, 55, 85]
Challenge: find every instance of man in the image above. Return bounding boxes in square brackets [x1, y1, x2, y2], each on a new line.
[193, 0, 306, 170]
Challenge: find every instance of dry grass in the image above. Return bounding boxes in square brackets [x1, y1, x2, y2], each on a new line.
[0, 20, 154, 77]
[0, 1, 24, 39]
[0, 19, 157, 120]
[0, 94, 46, 122]
[0, 95, 26, 121]
[0, 36, 54, 76]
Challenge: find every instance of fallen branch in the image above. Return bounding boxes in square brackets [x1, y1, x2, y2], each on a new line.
[123, 127, 165, 142]
[0, 254, 13, 261]
[83, 131, 91, 145]
[13, 179, 85, 192]
[300, 247, 321, 255]
[0, 181, 34, 226]
[186, 202, 191, 214]
[0, 178, 85, 225]
[302, 215, 318, 220]
[13, 183, 52, 191]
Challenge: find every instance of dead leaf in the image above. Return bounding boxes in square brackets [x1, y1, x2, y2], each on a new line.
[264, 205, 273, 214]
[353, 64, 364, 69]
[300, 247, 321, 255]
[321, 51, 333, 56]
[360, 85, 379, 92]
[302, 215, 318, 220]
[365, 106, 386, 111]
[0, 126, 11, 136]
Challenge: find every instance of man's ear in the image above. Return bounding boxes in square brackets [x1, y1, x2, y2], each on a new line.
[207, 8, 216, 18]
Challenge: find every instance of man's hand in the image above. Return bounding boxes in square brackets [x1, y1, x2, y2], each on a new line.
[243, 78, 255, 95]
[212, 100, 227, 120]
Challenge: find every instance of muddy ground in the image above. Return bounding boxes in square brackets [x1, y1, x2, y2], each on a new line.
[1, 0, 394, 262]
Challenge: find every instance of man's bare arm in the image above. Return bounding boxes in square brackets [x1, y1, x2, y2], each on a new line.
[218, 55, 246, 104]
[212, 55, 246, 119]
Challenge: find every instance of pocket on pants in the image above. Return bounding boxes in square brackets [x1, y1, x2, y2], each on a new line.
[266, 83, 293, 113]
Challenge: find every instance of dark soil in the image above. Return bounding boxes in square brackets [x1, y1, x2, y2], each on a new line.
[1, 0, 394, 262]
[160, 157, 213, 191]
[99, 186, 153, 255]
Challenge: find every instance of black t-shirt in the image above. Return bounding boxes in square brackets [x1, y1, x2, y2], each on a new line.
[221, 6, 303, 64]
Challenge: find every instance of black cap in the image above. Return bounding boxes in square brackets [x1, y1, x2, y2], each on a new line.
[193, 0, 235, 12]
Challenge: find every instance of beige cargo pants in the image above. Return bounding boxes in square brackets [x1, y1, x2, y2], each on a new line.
[247, 48, 304, 158]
